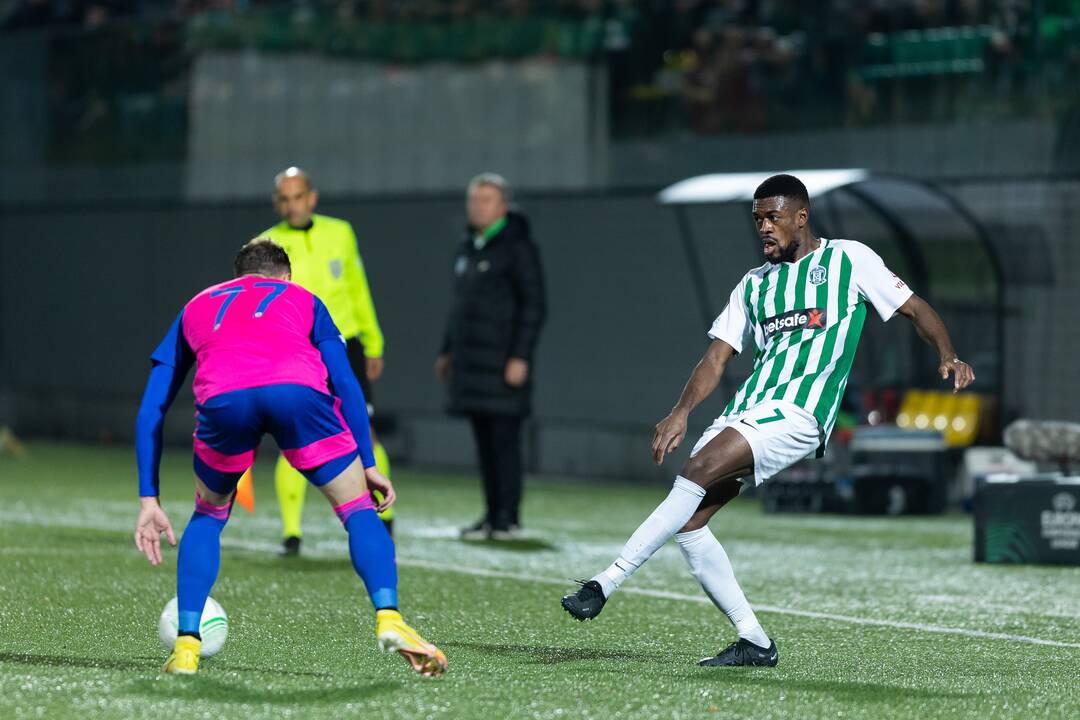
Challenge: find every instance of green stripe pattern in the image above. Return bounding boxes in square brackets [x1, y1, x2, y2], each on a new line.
[723, 240, 869, 448]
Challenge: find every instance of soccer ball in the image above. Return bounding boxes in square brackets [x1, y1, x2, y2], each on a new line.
[158, 596, 229, 658]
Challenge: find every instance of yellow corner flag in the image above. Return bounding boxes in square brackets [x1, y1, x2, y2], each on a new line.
[236, 468, 256, 513]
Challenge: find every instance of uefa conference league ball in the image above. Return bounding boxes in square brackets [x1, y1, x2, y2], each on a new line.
[158, 596, 229, 658]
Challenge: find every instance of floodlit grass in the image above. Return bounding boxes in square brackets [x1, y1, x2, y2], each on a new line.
[1, 442, 1078, 719]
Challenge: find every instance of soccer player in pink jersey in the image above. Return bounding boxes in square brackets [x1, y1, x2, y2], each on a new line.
[133, 239, 446, 677]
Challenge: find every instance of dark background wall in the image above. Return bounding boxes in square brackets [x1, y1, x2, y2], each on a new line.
[3, 177, 1078, 479]
[0, 192, 735, 480]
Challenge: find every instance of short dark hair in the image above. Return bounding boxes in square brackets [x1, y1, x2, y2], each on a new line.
[754, 174, 810, 208]
[234, 238, 291, 277]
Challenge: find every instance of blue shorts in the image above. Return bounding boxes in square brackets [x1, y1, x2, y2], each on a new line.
[192, 384, 359, 495]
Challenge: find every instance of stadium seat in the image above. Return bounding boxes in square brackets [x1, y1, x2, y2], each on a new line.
[896, 390, 981, 447]
[859, 25, 993, 80]
[895, 389, 923, 429]
[947, 394, 981, 447]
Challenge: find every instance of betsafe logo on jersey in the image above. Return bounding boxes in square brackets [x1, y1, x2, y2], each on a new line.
[762, 308, 827, 339]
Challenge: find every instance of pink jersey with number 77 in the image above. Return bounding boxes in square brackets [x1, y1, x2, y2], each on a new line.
[173, 276, 336, 405]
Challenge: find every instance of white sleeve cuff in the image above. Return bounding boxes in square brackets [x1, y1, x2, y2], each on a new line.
[707, 329, 743, 354]
[876, 286, 914, 322]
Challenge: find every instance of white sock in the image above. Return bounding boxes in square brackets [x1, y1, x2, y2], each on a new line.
[675, 526, 770, 648]
[592, 476, 706, 597]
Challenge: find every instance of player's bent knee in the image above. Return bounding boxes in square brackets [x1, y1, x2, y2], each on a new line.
[680, 453, 714, 487]
[316, 456, 367, 508]
[195, 477, 233, 507]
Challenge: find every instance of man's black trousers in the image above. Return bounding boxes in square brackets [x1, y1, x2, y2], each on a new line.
[468, 414, 523, 529]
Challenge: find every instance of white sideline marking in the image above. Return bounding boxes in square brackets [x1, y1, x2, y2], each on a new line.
[398, 559, 1080, 650]
[3, 511, 1078, 650]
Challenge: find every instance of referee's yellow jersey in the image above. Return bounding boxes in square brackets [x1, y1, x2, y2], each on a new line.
[262, 213, 384, 358]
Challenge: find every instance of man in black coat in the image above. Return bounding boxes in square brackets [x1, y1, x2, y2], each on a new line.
[435, 173, 546, 540]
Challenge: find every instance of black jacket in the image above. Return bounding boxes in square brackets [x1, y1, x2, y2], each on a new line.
[441, 211, 546, 417]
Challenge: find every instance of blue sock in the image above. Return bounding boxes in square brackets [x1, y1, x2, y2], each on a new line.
[176, 499, 229, 634]
[337, 498, 398, 610]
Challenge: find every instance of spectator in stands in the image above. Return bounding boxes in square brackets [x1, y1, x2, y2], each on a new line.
[685, 26, 724, 133]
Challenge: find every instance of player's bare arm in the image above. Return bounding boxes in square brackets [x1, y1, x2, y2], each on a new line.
[896, 294, 975, 392]
[652, 339, 737, 464]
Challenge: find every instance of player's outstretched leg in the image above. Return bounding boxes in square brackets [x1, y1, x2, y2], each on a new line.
[562, 428, 753, 622]
[316, 456, 447, 677]
[164, 483, 233, 674]
[562, 476, 706, 620]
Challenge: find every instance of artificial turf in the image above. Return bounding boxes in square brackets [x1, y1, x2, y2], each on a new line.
[1, 442, 1078, 719]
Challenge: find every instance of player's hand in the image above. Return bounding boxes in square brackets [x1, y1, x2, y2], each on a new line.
[504, 357, 529, 387]
[434, 354, 450, 383]
[652, 410, 689, 465]
[134, 497, 176, 566]
[366, 356, 385, 382]
[364, 467, 396, 512]
[939, 356, 975, 393]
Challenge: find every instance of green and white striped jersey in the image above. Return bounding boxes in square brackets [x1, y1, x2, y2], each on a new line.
[709, 239, 912, 447]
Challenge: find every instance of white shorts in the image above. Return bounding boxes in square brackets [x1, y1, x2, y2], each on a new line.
[689, 399, 821, 487]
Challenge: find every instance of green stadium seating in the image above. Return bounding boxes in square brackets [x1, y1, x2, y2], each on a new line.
[859, 25, 994, 80]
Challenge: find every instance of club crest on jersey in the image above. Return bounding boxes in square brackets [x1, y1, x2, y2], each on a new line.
[762, 308, 827, 339]
[329, 259, 343, 279]
[808, 266, 827, 285]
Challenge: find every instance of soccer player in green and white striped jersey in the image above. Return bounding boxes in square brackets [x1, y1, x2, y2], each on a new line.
[561, 174, 974, 667]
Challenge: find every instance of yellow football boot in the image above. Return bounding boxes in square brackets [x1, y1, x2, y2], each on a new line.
[162, 635, 201, 675]
[375, 610, 447, 677]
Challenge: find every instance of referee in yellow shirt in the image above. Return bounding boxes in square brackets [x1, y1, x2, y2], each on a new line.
[263, 166, 394, 555]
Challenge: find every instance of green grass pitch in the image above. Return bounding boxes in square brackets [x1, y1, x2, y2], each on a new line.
[2, 442, 1078, 719]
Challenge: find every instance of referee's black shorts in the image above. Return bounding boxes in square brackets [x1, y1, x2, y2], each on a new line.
[344, 336, 375, 416]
